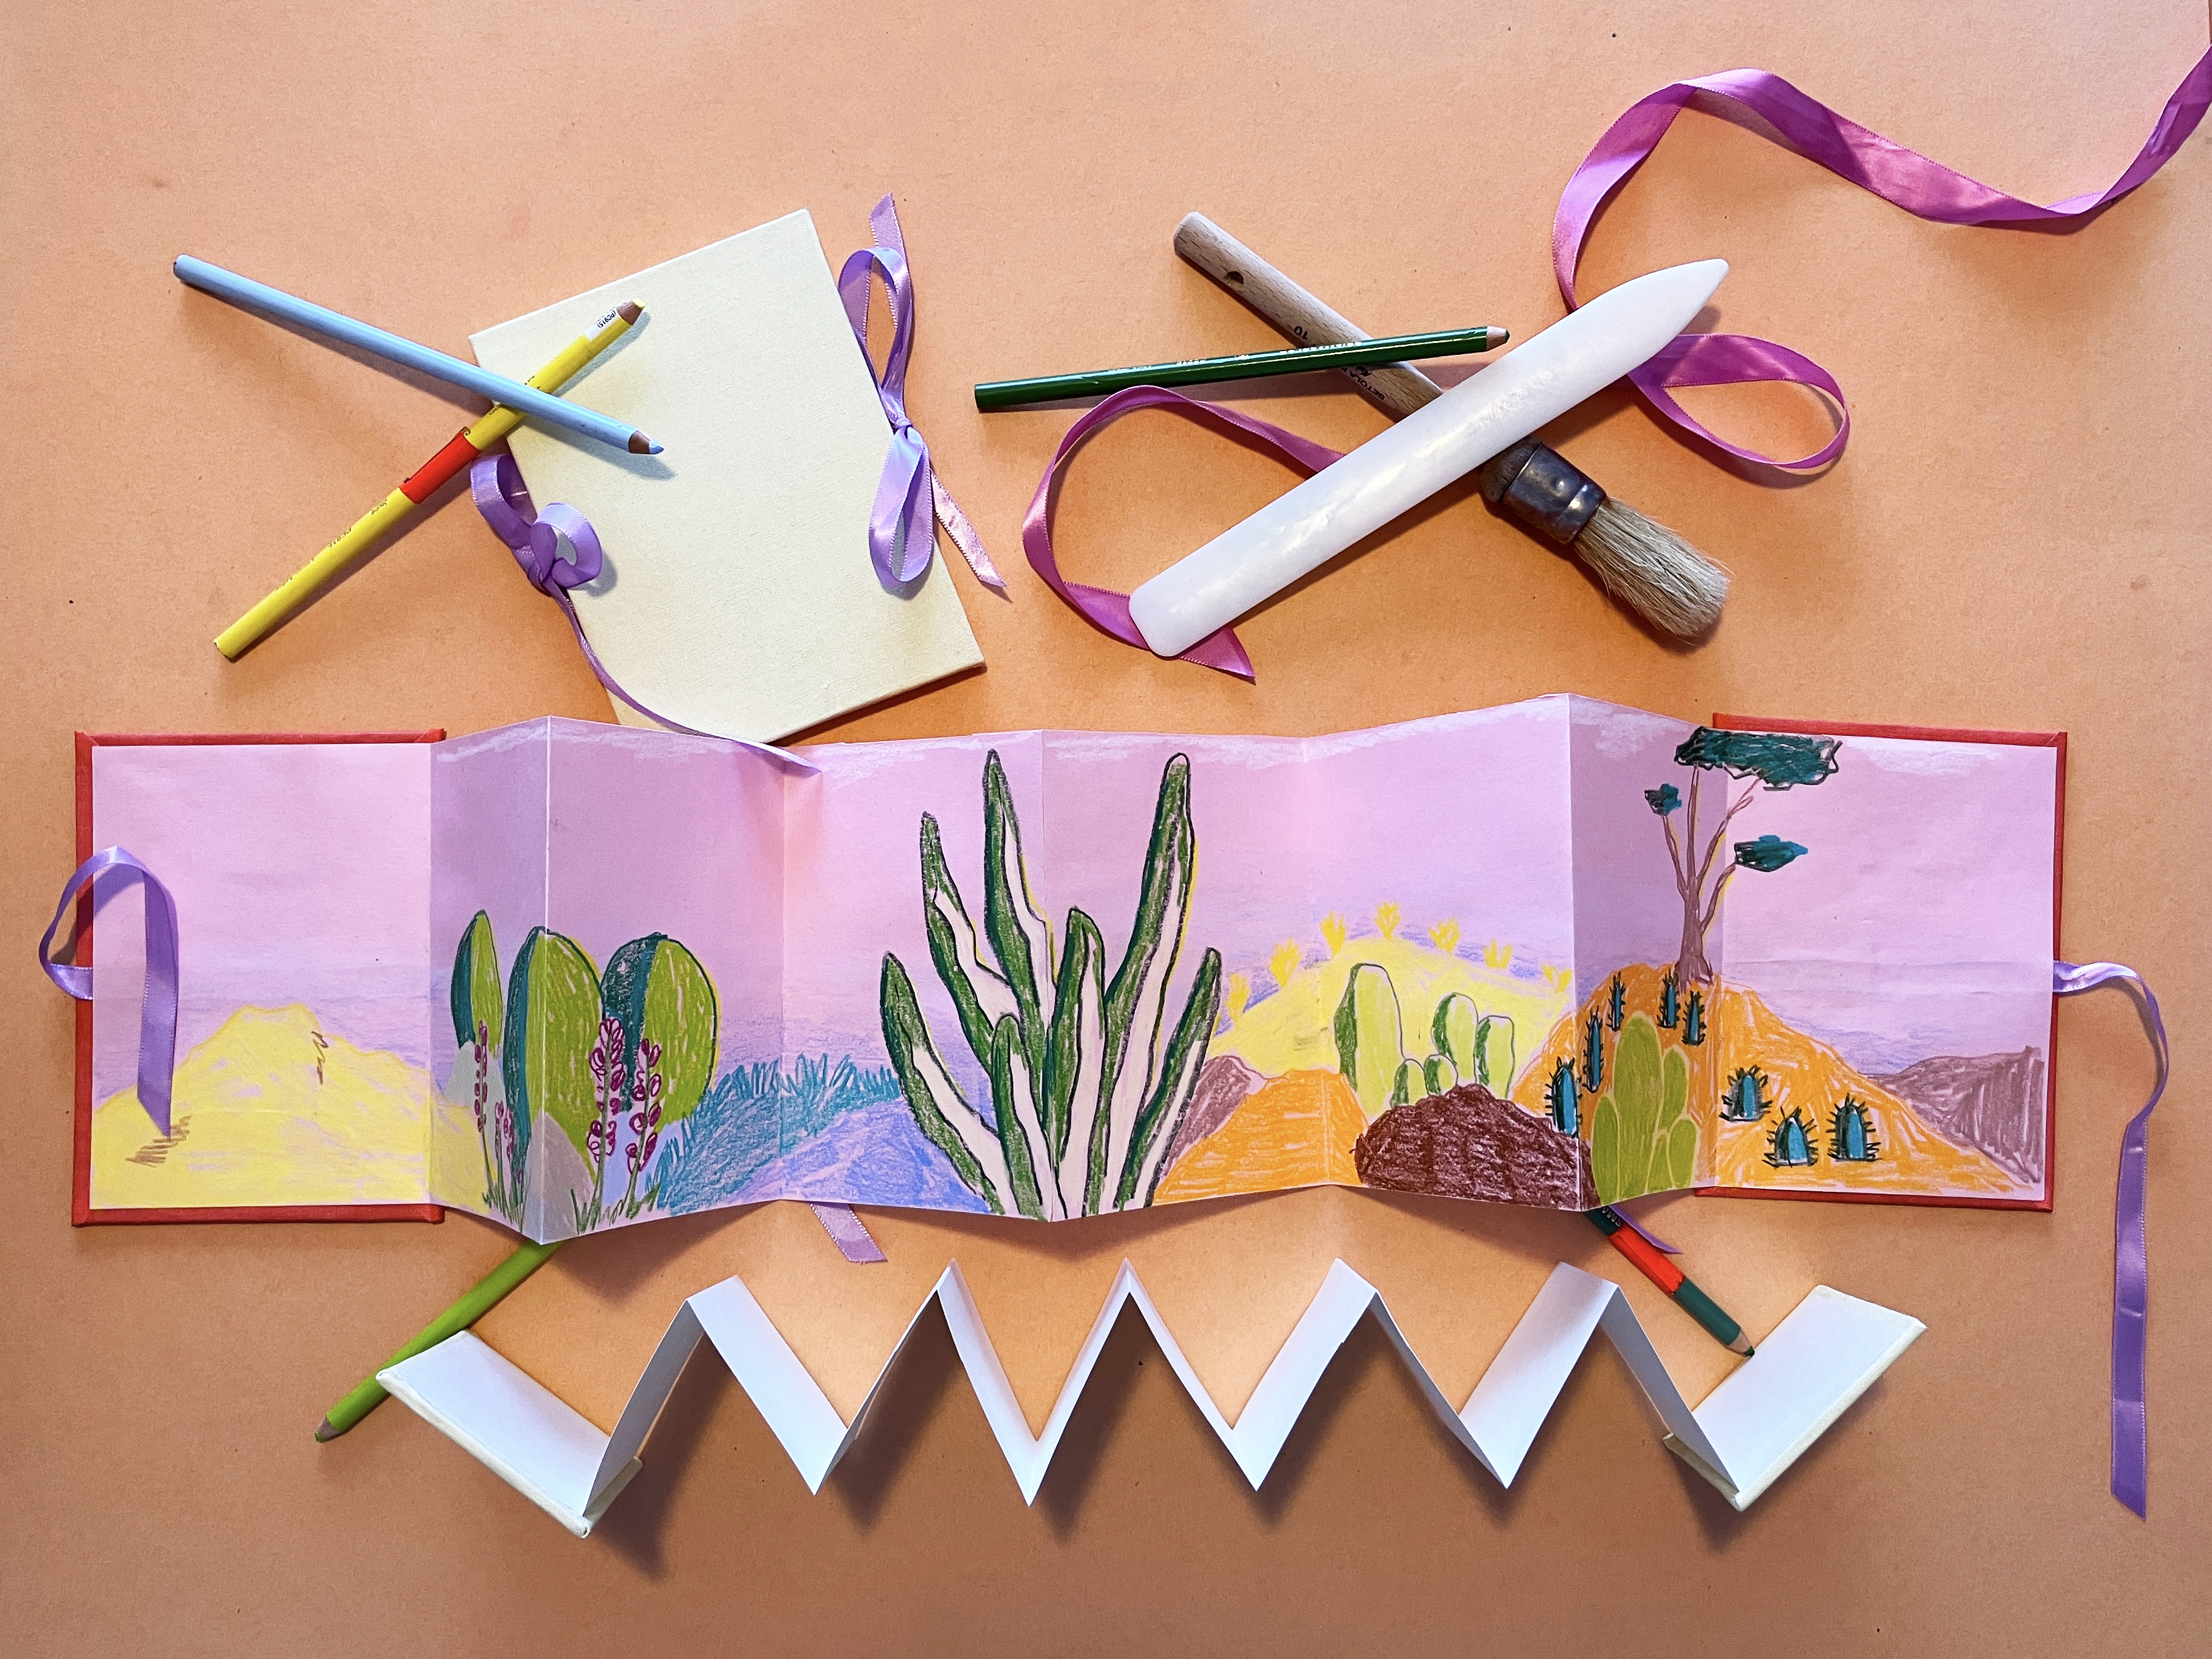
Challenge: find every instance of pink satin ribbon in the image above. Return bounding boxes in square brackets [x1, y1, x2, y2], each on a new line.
[40, 847, 179, 1136]
[838, 194, 1005, 593]
[808, 1202, 887, 1264]
[1558, 53, 2212, 469]
[1021, 385, 1344, 679]
[470, 452, 813, 771]
[1026, 50, 2211, 671]
[2052, 961, 2169, 1517]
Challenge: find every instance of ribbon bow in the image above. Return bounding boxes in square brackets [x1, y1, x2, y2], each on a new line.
[837, 194, 1005, 593]
[469, 452, 813, 771]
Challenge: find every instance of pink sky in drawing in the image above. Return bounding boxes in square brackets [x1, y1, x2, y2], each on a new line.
[86, 703, 2062, 1109]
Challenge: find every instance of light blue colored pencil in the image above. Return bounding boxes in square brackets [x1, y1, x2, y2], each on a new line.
[173, 255, 661, 455]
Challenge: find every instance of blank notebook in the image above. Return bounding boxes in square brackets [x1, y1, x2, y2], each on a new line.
[470, 210, 982, 743]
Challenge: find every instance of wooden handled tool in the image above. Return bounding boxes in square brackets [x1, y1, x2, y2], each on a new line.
[1173, 213, 1727, 639]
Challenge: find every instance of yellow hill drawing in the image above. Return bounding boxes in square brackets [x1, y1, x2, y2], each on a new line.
[1155, 1069, 1365, 1204]
[1513, 963, 2025, 1202]
[91, 1004, 432, 1209]
[1212, 926, 1567, 1087]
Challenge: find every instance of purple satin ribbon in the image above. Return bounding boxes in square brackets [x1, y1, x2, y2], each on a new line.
[1556, 52, 2212, 470]
[41, 847, 179, 1136]
[837, 194, 1004, 593]
[808, 1202, 887, 1264]
[1021, 385, 1345, 679]
[470, 452, 813, 772]
[2053, 960, 2169, 1517]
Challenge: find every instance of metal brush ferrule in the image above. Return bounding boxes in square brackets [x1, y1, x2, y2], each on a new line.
[1476, 440, 1606, 547]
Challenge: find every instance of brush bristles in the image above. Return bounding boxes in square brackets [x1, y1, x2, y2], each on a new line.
[1573, 497, 1729, 639]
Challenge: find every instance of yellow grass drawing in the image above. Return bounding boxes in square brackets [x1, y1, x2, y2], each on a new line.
[1483, 939, 1513, 970]
[1223, 971, 1252, 1025]
[1374, 901, 1401, 940]
[1541, 963, 1572, 993]
[1269, 939, 1304, 989]
[1320, 912, 1348, 957]
[91, 1004, 432, 1209]
[1428, 918, 1461, 956]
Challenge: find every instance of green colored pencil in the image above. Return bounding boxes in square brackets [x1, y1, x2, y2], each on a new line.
[315, 1238, 565, 1441]
[973, 324, 1509, 410]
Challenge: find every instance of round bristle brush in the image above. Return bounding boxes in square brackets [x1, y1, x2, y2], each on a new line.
[1173, 213, 1729, 638]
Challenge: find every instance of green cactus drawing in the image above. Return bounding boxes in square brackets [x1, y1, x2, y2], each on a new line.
[1431, 993, 1479, 1082]
[1421, 1053, 1456, 1098]
[879, 750, 1222, 1217]
[1588, 1014, 1697, 1203]
[1474, 1014, 1516, 1094]
[1336, 963, 1410, 1115]
[499, 926, 599, 1228]
[595, 934, 718, 1223]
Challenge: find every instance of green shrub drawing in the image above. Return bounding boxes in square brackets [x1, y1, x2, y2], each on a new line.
[500, 925, 601, 1227]
[879, 749, 1222, 1217]
[450, 911, 518, 1221]
[1336, 963, 1409, 1114]
[588, 934, 719, 1227]
[1429, 991, 1515, 1094]
[1589, 1014, 1696, 1202]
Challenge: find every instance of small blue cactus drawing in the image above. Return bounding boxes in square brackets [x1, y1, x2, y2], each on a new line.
[1681, 990, 1707, 1046]
[1580, 1010, 1607, 1092]
[1722, 1066, 1770, 1123]
[1606, 973, 1626, 1032]
[1829, 1096, 1881, 1162]
[1764, 1108, 1819, 1168]
[1658, 973, 1679, 1030]
[1546, 1057, 1580, 1136]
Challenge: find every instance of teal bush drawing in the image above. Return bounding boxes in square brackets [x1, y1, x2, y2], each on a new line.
[1658, 972, 1679, 1030]
[655, 1055, 910, 1214]
[879, 750, 1223, 1217]
[1722, 1065, 1770, 1123]
[1765, 1109, 1819, 1168]
[1589, 1014, 1695, 1202]
[1606, 973, 1626, 1031]
[1681, 989, 1707, 1046]
[1829, 1096, 1881, 1162]
[1580, 1010, 1607, 1092]
[1546, 1057, 1579, 1136]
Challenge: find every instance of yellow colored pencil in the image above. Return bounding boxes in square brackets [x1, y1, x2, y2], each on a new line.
[215, 300, 643, 660]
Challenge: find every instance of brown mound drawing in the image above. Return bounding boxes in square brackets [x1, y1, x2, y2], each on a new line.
[1354, 1082, 1597, 1210]
[1872, 1049, 2047, 1185]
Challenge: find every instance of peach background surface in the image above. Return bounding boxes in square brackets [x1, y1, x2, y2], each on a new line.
[5, 1, 2208, 1653]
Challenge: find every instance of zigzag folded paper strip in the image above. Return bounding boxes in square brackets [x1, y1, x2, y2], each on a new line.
[77, 698, 2063, 1234]
[377, 1257, 1925, 1535]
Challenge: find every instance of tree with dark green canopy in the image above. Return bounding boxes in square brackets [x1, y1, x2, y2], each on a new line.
[1644, 728, 1838, 985]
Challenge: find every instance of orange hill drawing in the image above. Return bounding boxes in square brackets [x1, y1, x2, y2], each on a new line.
[1511, 963, 2027, 1203]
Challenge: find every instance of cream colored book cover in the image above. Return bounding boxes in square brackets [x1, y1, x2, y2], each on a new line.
[470, 210, 982, 743]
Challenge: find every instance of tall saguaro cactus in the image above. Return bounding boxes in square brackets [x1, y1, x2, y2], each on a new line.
[880, 750, 1223, 1217]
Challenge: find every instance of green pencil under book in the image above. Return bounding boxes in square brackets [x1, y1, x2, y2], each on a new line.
[316, 1239, 563, 1441]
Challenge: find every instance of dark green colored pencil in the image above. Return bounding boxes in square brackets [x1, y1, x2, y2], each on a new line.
[974, 325, 1508, 410]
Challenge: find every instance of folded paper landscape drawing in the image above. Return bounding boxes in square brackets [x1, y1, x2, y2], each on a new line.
[80, 698, 2061, 1236]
